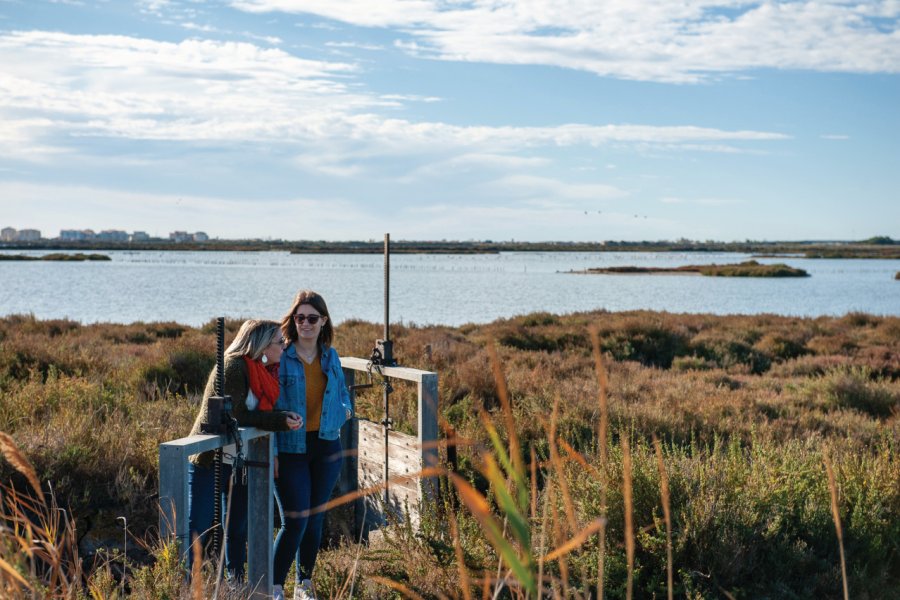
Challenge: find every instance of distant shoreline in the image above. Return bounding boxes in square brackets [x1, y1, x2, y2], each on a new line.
[2, 239, 899, 258]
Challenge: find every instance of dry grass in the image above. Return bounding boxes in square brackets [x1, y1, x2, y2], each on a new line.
[1, 310, 899, 597]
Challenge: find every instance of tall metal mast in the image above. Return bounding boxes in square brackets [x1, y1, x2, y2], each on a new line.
[381, 233, 392, 507]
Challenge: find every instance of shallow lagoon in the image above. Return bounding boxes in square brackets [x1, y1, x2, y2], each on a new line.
[1, 250, 897, 325]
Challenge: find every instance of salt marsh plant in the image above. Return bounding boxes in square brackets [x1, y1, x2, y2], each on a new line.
[0, 310, 898, 597]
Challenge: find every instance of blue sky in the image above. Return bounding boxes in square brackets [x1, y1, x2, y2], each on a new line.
[1, 0, 898, 242]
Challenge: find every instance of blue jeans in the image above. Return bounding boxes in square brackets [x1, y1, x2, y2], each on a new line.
[188, 462, 249, 580]
[273, 434, 343, 585]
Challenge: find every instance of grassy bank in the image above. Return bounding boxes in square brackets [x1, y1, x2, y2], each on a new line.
[0, 253, 111, 261]
[1, 310, 899, 598]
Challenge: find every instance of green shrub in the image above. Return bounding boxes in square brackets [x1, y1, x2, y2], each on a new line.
[809, 367, 899, 417]
[754, 332, 809, 361]
[671, 355, 716, 371]
[692, 337, 772, 374]
[134, 345, 213, 399]
[601, 323, 689, 368]
[148, 322, 186, 339]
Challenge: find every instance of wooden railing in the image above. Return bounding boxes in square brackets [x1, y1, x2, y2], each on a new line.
[157, 356, 437, 595]
[339, 357, 438, 531]
[158, 428, 274, 598]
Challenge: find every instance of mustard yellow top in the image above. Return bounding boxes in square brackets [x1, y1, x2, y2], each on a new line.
[303, 357, 326, 432]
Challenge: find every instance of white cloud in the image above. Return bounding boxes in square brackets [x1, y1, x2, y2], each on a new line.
[230, 0, 900, 82]
[0, 30, 789, 182]
[821, 133, 850, 140]
[379, 93, 442, 103]
[326, 41, 385, 51]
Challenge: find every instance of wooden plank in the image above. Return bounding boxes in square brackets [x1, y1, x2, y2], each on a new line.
[246, 433, 273, 599]
[358, 460, 420, 493]
[339, 356, 436, 384]
[357, 438, 420, 472]
[358, 420, 419, 450]
[358, 465, 421, 524]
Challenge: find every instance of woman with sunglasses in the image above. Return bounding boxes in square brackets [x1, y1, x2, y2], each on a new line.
[272, 290, 353, 600]
[187, 319, 302, 582]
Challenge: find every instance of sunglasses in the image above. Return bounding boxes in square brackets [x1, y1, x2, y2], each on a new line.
[293, 313, 322, 325]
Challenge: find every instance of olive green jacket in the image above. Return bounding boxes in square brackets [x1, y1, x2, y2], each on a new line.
[188, 355, 291, 467]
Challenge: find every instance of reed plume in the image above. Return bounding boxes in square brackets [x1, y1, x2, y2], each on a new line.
[590, 325, 609, 600]
[0, 431, 43, 501]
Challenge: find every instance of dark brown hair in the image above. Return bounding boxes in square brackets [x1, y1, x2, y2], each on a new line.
[280, 289, 334, 348]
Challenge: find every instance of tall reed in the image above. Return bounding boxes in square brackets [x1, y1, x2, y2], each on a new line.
[824, 454, 849, 600]
[653, 436, 673, 600]
[589, 325, 609, 600]
[621, 434, 634, 600]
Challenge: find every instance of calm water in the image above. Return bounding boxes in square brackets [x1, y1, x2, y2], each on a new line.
[0, 250, 897, 326]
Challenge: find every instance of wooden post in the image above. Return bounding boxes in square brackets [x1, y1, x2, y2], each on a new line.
[159, 443, 190, 552]
[245, 433, 273, 598]
[158, 428, 273, 598]
[339, 368, 362, 537]
[418, 372, 439, 502]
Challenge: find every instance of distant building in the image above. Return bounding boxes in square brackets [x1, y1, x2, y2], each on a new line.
[96, 229, 129, 242]
[192, 231, 209, 242]
[16, 229, 41, 241]
[169, 231, 191, 243]
[1, 227, 16, 242]
[130, 231, 150, 242]
[60, 229, 96, 241]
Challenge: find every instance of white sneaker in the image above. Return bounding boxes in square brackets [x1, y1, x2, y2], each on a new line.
[272, 584, 285, 600]
[294, 578, 316, 600]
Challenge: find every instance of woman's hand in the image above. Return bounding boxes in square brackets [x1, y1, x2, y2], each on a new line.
[284, 411, 303, 430]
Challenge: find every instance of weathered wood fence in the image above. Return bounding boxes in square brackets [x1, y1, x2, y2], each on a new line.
[158, 357, 438, 596]
[339, 357, 438, 532]
[158, 428, 274, 598]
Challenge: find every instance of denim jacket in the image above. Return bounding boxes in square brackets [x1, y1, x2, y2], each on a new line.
[275, 343, 353, 454]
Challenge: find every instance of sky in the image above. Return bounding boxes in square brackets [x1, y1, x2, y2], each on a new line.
[0, 0, 898, 242]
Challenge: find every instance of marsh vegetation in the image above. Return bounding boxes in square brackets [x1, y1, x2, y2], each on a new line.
[0, 310, 898, 598]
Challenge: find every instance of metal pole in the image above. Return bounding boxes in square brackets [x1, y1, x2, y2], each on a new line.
[384, 233, 390, 344]
[382, 233, 390, 508]
[212, 317, 225, 556]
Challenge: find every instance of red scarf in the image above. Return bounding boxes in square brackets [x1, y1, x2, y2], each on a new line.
[243, 356, 279, 411]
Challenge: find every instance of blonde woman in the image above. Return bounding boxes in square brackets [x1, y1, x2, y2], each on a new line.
[187, 319, 301, 581]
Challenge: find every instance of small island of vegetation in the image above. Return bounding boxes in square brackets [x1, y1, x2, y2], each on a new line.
[572, 260, 809, 277]
[0, 252, 111, 262]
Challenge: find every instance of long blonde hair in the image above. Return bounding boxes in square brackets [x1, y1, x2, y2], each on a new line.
[224, 319, 282, 360]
